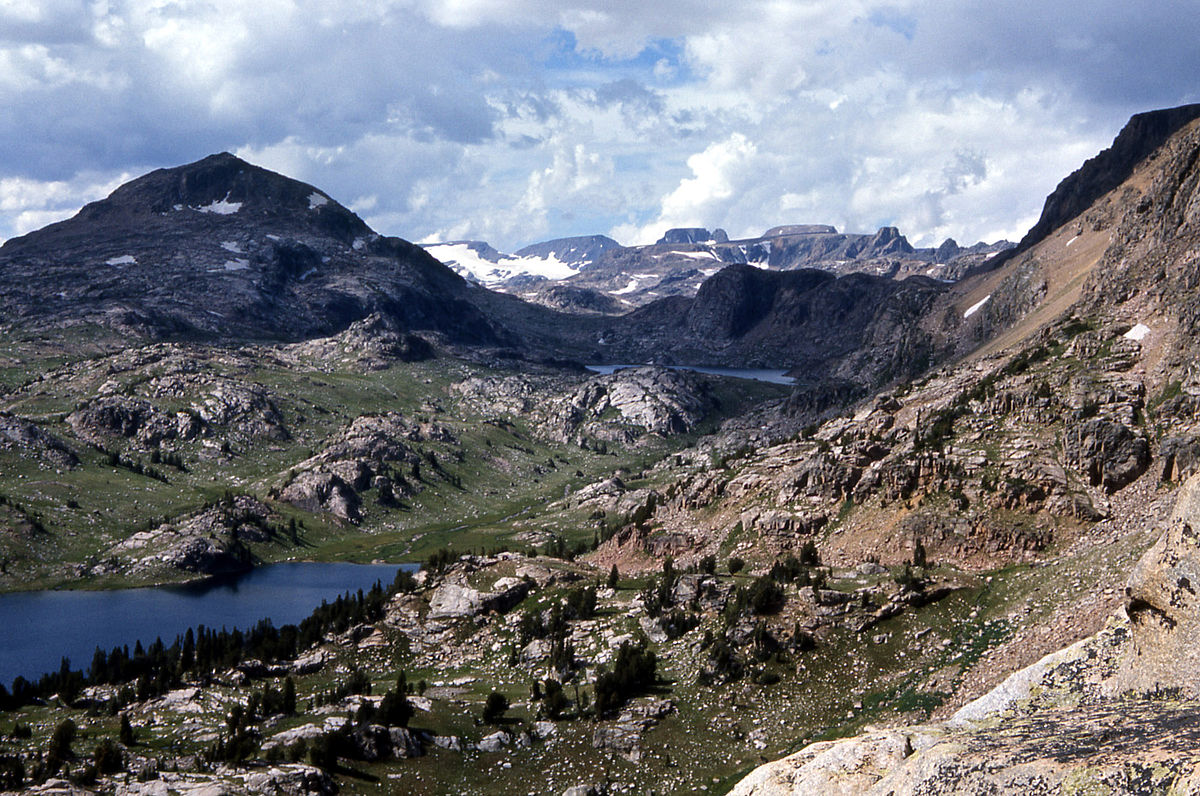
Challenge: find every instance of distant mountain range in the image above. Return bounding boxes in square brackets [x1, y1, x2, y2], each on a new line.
[424, 224, 1012, 312]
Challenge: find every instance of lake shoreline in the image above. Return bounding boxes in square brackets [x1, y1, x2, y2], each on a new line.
[0, 561, 417, 686]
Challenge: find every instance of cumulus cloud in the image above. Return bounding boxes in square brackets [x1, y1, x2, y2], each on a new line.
[0, 0, 1197, 252]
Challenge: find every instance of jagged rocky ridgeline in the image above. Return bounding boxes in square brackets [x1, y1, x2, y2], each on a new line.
[731, 471, 1200, 795]
[425, 223, 1012, 309]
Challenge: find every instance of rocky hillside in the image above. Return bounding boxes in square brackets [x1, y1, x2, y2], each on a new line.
[590, 265, 949, 389]
[730, 472, 1200, 795]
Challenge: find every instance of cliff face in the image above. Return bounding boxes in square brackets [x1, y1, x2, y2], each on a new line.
[594, 265, 948, 387]
[1013, 104, 1200, 258]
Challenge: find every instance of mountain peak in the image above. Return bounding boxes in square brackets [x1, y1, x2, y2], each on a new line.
[93, 153, 369, 239]
[1, 153, 373, 257]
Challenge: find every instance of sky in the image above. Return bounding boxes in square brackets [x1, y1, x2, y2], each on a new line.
[1, 1, 1198, 253]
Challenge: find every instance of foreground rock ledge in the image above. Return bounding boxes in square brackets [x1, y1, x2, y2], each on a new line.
[729, 473, 1200, 796]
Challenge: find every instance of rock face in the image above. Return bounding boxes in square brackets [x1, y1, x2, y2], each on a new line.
[729, 473, 1200, 795]
[1061, 417, 1151, 492]
[1108, 473, 1200, 698]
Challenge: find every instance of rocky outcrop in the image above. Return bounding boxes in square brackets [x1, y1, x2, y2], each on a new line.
[279, 470, 362, 522]
[1160, 434, 1200, 482]
[454, 367, 716, 445]
[284, 312, 434, 370]
[553, 367, 714, 441]
[427, 577, 531, 619]
[99, 495, 275, 577]
[277, 411, 443, 520]
[656, 228, 728, 245]
[0, 412, 79, 468]
[68, 377, 286, 447]
[1106, 473, 1200, 698]
[1014, 104, 1200, 258]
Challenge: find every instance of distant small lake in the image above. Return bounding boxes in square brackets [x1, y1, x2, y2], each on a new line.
[0, 562, 415, 688]
[586, 364, 795, 385]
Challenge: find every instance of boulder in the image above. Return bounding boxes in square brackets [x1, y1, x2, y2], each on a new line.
[427, 578, 530, 619]
[1062, 417, 1151, 492]
[243, 764, 337, 796]
[477, 731, 510, 753]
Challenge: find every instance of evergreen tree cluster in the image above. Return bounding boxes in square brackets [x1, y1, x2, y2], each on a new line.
[102, 448, 170, 483]
[593, 638, 657, 716]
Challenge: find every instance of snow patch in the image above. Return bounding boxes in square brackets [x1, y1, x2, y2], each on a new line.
[298, 268, 318, 281]
[671, 250, 718, 261]
[963, 294, 991, 319]
[105, 255, 136, 266]
[423, 242, 578, 285]
[352, 237, 366, 251]
[1065, 235, 1079, 247]
[223, 259, 250, 271]
[1124, 323, 1150, 341]
[308, 192, 329, 209]
[221, 241, 242, 253]
[196, 194, 242, 215]
[612, 279, 642, 296]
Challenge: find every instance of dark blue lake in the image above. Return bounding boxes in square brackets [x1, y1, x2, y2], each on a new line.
[0, 562, 415, 688]
[585, 364, 795, 385]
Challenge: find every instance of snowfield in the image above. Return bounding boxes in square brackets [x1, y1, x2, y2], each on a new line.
[422, 242, 579, 285]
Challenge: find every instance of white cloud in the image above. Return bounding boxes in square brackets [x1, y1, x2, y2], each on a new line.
[0, 170, 130, 243]
[620, 133, 757, 244]
[0, 0, 1197, 253]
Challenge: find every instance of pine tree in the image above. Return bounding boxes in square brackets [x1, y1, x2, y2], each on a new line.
[119, 713, 135, 746]
[283, 677, 297, 716]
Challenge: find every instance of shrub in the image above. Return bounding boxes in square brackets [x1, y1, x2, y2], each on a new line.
[119, 714, 135, 746]
[0, 756, 23, 790]
[542, 678, 568, 720]
[728, 556, 745, 575]
[93, 737, 125, 775]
